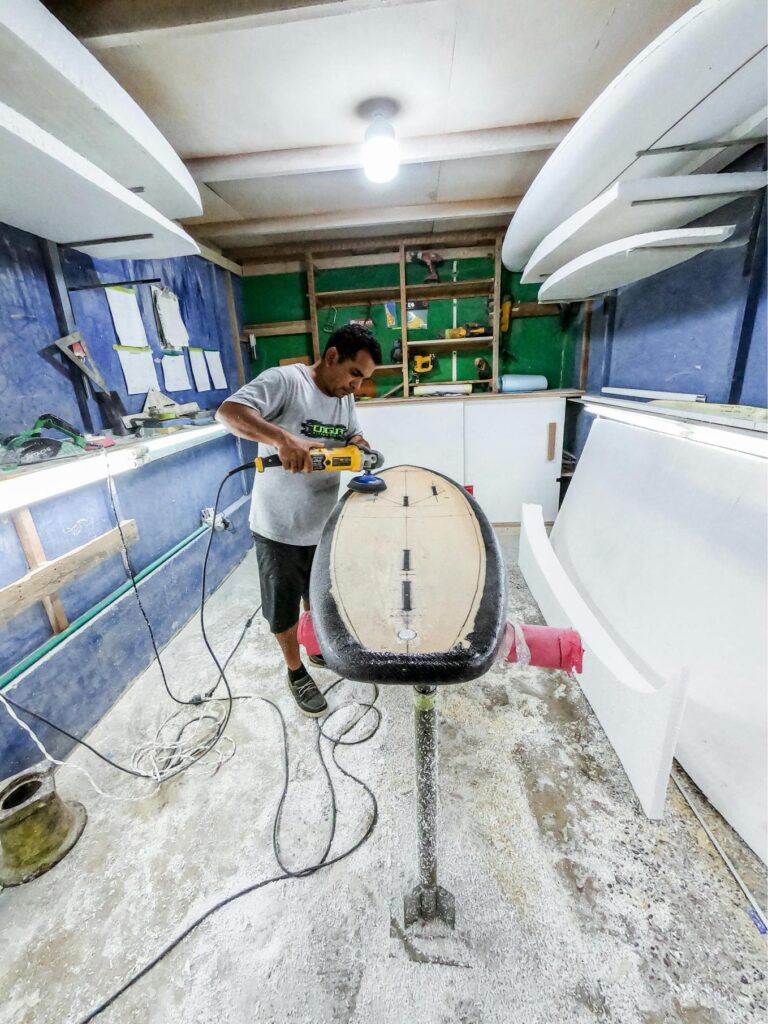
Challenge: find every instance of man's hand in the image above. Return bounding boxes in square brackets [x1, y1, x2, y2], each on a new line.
[276, 433, 320, 474]
[348, 434, 371, 449]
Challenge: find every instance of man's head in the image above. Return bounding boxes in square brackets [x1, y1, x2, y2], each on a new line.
[318, 323, 382, 398]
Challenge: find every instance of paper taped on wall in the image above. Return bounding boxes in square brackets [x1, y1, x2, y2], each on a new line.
[204, 349, 227, 390]
[152, 286, 189, 348]
[161, 352, 191, 392]
[115, 345, 159, 394]
[188, 347, 211, 391]
[106, 287, 148, 347]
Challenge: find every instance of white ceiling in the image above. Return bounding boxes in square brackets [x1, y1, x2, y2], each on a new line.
[47, 0, 700, 257]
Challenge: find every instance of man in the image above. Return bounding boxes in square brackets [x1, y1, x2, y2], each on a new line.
[216, 323, 382, 717]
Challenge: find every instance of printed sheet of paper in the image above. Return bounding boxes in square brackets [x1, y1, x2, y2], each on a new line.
[161, 352, 191, 393]
[115, 345, 159, 394]
[188, 347, 211, 392]
[204, 349, 228, 390]
[106, 287, 148, 347]
[152, 286, 189, 348]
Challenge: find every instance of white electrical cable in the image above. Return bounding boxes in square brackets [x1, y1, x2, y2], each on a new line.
[0, 690, 159, 803]
[0, 692, 236, 801]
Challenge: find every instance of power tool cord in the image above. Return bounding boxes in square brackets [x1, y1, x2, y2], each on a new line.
[1, 464, 254, 787]
[2, 455, 381, 1019]
[76, 677, 380, 1023]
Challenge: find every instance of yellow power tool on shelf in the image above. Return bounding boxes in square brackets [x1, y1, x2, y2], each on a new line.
[255, 444, 387, 493]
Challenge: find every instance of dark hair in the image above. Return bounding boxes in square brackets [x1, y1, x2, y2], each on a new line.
[323, 323, 382, 365]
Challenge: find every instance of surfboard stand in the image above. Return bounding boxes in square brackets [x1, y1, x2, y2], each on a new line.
[403, 685, 456, 930]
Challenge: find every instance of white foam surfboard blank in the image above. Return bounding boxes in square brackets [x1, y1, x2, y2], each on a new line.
[502, 0, 767, 269]
[522, 172, 767, 284]
[0, 99, 200, 260]
[519, 502, 688, 820]
[537, 225, 736, 302]
[0, 0, 200, 218]
[550, 417, 768, 861]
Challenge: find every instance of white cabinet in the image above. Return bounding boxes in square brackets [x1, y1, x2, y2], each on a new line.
[464, 398, 564, 523]
[356, 401, 465, 481]
[356, 396, 564, 524]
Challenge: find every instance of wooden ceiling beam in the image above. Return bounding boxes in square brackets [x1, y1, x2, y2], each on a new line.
[46, 0, 434, 48]
[227, 228, 504, 262]
[186, 121, 575, 184]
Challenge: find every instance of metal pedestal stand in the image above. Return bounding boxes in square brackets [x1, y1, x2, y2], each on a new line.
[403, 685, 456, 929]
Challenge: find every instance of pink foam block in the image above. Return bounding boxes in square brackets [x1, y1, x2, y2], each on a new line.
[297, 611, 322, 657]
[505, 623, 584, 675]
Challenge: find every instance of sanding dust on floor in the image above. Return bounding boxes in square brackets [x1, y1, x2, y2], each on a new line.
[0, 529, 765, 1024]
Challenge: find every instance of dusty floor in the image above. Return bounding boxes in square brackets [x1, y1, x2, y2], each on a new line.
[1, 530, 766, 1024]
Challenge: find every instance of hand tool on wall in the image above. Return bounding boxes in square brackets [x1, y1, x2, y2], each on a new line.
[122, 388, 207, 435]
[411, 353, 436, 375]
[0, 414, 113, 467]
[255, 443, 387, 493]
[474, 357, 492, 392]
[53, 332, 129, 436]
[410, 250, 444, 283]
[443, 322, 489, 339]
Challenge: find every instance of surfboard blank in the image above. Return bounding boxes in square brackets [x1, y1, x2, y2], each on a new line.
[0, 0, 201, 219]
[310, 466, 507, 684]
[502, 0, 767, 270]
[537, 225, 736, 302]
[522, 172, 766, 284]
[0, 99, 200, 260]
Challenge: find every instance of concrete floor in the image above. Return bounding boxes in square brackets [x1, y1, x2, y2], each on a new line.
[1, 529, 766, 1024]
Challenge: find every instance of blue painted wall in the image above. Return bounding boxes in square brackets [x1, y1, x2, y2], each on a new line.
[0, 220, 255, 778]
[0, 221, 246, 436]
[0, 494, 253, 776]
[566, 149, 767, 458]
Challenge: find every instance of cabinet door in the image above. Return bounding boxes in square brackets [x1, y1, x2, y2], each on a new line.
[356, 402, 465, 482]
[464, 399, 565, 523]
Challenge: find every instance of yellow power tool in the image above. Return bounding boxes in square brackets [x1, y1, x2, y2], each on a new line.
[255, 444, 387, 493]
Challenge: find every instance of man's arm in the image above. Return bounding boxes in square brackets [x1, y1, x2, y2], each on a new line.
[348, 433, 371, 448]
[216, 401, 319, 473]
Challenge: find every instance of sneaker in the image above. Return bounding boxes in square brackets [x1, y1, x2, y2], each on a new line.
[307, 654, 326, 667]
[287, 667, 328, 718]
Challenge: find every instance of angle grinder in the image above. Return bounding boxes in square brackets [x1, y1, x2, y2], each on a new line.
[255, 443, 387, 493]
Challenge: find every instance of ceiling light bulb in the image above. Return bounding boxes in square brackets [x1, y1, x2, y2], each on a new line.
[363, 116, 399, 183]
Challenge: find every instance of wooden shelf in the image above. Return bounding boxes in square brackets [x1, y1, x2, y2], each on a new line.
[406, 278, 494, 301]
[408, 336, 493, 351]
[372, 363, 403, 373]
[364, 388, 584, 407]
[315, 285, 399, 308]
[510, 302, 560, 318]
[413, 378, 492, 386]
[314, 277, 494, 309]
[242, 319, 311, 338]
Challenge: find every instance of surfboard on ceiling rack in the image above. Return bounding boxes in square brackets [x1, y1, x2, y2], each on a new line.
[522, 171, 767, 284]
[0, 99, 200, 261]
[537, 225, 737, 303]
[0, 0, 201, 220]
[502, 0, 768, 271]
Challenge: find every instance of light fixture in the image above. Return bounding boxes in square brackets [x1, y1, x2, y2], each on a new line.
[581, 398, 768, 459]
[0, 425, 227, 516]
[358, 98, 400, 184]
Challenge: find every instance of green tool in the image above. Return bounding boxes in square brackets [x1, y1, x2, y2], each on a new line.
[1, 414, 89, 467]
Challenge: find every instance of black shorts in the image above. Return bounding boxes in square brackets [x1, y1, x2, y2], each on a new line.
[252, 532, 316, 634]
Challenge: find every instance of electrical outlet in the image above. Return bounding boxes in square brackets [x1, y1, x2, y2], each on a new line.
[200, 507, 230, 531]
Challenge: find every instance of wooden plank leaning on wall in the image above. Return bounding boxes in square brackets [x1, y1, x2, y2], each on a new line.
[0, 519, 139, 624]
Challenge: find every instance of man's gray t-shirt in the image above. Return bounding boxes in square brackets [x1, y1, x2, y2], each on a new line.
[226, 364, 362, 546]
